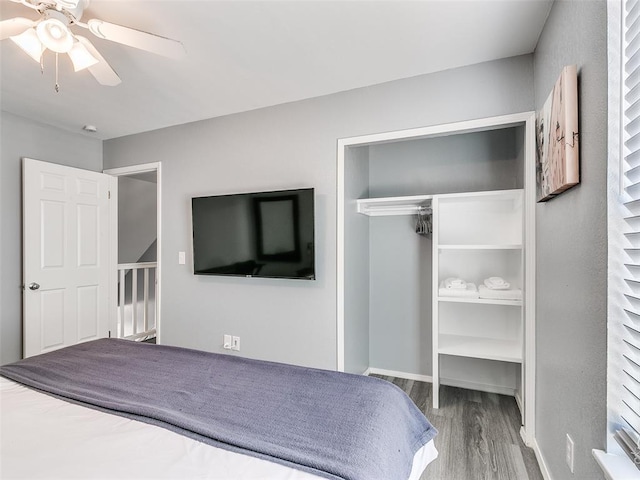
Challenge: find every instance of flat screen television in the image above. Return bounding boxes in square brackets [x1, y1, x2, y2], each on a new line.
[191, 188, 315, 280]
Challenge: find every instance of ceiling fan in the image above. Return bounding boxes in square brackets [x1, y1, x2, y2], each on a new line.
[0, 0, 185, 88]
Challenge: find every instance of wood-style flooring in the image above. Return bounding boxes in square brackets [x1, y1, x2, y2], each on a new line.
[371, 375, 544, 480]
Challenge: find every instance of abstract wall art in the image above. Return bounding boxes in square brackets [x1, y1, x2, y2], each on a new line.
[536, 65, 579, 202]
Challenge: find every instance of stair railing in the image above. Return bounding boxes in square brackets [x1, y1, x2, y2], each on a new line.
[117, 262, 157, 340]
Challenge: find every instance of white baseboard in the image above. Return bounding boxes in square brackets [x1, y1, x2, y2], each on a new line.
[366, 367, 516, 397]
[531, 437, 553, 480]
[515, 390, 523, 414]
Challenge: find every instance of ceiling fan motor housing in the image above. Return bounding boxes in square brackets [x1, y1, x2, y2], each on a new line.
[34, 0, 90, 23]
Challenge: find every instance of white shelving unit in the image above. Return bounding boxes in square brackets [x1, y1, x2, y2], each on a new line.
[356, 189, 525, 408]
[432, 189, 524, 409]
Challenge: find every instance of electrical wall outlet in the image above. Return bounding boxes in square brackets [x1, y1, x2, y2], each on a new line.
[223, 334, 232, 349]
[231, 336, 240, 351]
[566, 434, 575, 473]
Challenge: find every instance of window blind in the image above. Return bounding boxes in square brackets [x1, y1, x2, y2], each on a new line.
[617, 0, 640, 465]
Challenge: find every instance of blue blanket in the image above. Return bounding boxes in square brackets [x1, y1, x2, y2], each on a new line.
[0, 339, 436, 480]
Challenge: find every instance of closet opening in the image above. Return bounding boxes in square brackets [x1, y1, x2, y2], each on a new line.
[336, 113, 536, 446]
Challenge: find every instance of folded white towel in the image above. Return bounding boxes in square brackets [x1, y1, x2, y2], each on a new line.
[478, 285, 522, 300]
[439, 282, 479, 298]
[445, 277, 467, 289]
[483, 277, 510, 290]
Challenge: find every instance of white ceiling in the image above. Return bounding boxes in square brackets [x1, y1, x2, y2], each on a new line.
[0, 0, 553, 140]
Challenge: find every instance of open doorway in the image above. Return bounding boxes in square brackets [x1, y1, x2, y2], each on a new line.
[104, 162, 161, 343]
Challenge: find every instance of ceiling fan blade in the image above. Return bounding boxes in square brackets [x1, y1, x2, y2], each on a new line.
[85, 19, 185, 59]
[9, 0, 40, 11]
[0, 17, 36, 40]
[76, 36, 121, 86]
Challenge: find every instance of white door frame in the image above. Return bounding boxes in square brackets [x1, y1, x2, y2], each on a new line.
[336, 112, 537, 445]
[103, 162, 162, 344]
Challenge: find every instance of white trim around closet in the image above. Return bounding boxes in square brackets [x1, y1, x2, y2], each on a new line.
[336, 111, 537, 446]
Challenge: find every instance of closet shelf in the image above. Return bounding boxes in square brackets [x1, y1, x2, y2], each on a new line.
[437, 297, 522, 307]
[356, 194, 433, 216]
[438, 334, 522, 363]
[438, 244, 522, 250]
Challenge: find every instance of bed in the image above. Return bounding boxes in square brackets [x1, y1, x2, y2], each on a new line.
[0, 339, 437, 479]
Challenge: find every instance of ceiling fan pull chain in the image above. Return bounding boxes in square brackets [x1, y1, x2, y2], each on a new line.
[40, 53, 44, 75]
[54, 52, 60, 93]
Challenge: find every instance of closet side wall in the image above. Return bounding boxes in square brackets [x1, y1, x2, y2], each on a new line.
[368, 129, 524, 384]
[343, 146, 371, 374]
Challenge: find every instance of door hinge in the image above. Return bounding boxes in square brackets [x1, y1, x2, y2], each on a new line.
[108, 330, 111, 338]
[108, 190, 111, 199]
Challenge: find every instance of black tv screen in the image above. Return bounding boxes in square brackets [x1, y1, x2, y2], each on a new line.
[192, 188, 315, 280]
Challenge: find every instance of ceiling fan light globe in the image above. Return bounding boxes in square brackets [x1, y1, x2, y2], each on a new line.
[49, 24, 63, 39]
[10, 28, 44, 62]
[76, 35, 122, 86]
[68, 40, 98, 71]
[36, 18, 73, 53]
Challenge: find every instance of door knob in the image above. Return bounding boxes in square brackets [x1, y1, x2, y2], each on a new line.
[28, 282, 40, 291]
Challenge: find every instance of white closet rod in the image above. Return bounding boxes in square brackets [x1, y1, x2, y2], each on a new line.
[356, 196, 433, 216]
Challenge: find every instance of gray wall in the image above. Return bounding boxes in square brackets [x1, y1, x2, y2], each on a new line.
[533, 1, 608, 479]
[369, 215, 432, 375]
[0, 111, 103, 365]
[104, 55, 534, 370]
[367, 128, 524, 383]
[118, 175, 157, 264]
[368, 129, 524, 197]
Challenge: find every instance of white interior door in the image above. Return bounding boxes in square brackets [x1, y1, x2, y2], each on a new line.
[23, 158, 115, 358]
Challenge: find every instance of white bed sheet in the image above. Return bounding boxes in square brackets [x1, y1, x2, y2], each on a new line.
[0, 377, 437, 479]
